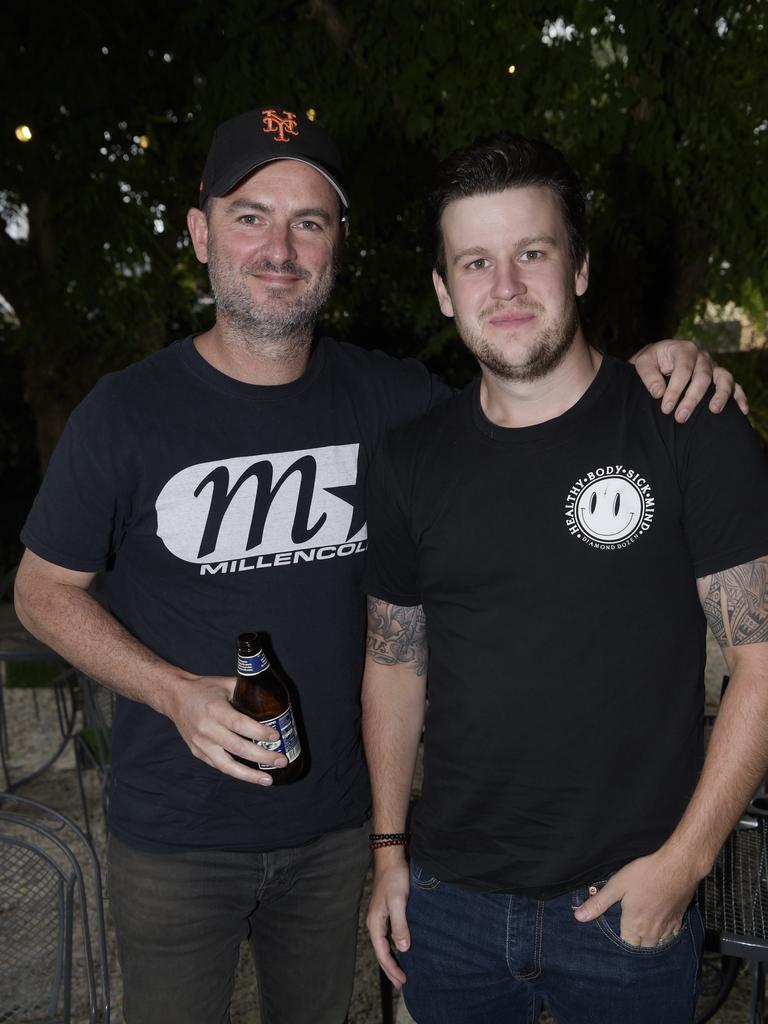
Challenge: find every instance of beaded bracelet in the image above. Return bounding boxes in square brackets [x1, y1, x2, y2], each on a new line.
[368, 831, 410, 850]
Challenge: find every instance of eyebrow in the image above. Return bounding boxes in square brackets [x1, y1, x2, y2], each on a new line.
[451, 235, 558, 265]
[223, 198, 332, 223]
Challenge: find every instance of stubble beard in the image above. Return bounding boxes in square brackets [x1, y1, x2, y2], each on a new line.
[207, 246, 337, 357]
[458, 296, 580, 383]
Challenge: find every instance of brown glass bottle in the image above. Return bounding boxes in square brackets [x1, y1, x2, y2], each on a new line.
[231, 632, 303, 784]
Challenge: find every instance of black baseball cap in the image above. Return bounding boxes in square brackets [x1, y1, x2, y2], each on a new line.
[199, 105, 348, 208]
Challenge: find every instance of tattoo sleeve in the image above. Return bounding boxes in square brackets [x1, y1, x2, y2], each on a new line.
[698, 556, 768, 647]
[365, 597, 428, 676]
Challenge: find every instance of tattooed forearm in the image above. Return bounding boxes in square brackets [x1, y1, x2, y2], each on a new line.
[365, 597, 428, 676]
[698, 556, 768, 647]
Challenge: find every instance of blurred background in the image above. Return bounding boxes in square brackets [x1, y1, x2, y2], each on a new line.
[2, 0, 767, 576]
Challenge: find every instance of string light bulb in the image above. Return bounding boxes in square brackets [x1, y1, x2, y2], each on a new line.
[138, 135, 150, 149]
[306, 108, 317, 122]
[507, 64, 517, 74]
[15, 125, 33, 142]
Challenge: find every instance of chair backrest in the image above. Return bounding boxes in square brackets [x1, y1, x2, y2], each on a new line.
[0, 794, 110, 1023]
[699, 805, 768, 956]
[79, 674, 115, 767]
[74, 674, 115, 835]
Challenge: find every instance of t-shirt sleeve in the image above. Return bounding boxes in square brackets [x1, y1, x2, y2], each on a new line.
[377, 352, 454, 431]
[678, 398, 768, 577]
[362, 437, 422, 607]
[21, 390, 127, 572]
[427, 372, 456, 407]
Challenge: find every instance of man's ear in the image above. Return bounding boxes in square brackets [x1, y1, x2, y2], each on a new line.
[336, 216, 350, 257]
[432, 269, 455, 318]
[187, 207, 210, 265]
[575, 251, 589, 297]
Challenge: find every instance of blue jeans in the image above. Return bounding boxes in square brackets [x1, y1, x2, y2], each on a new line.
[108, 822, 370, 1024]
[400, 861, 703, 1024]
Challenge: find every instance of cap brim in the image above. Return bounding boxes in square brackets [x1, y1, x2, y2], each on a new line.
[208, 155, 349, 208]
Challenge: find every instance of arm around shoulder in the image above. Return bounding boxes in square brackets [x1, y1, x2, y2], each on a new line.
[630, 339, 748, 419]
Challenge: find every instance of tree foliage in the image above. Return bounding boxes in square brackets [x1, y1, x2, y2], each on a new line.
[1, 0, 766, 568]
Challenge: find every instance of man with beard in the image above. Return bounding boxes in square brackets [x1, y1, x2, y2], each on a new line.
[14, 108, 741, 1024]
[362, 133, 768, 1024]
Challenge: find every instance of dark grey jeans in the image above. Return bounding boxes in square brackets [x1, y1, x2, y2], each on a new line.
[107, 821, 371, 1024]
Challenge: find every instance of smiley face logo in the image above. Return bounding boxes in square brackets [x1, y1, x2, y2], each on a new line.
[575, 475, 646, 543]
[564, 466, 655, 550]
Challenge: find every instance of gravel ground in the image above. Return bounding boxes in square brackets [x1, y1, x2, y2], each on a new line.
[0, 631, 760, 1023]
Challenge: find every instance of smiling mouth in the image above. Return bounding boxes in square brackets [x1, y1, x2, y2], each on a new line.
[488, 313, 536, 327]
[579, 514, 636, 538]
[246, 260, 311, 285]
[255, 273, 301, 285]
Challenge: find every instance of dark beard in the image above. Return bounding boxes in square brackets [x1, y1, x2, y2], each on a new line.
[463, 298, 580, 383]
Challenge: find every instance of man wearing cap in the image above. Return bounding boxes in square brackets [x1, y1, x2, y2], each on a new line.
[14, 106, 741, 1024]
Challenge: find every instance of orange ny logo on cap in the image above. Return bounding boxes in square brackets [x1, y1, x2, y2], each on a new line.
[261, 109, 299, 143]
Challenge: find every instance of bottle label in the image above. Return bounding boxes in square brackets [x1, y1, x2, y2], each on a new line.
[237, 651, 269, 676]
[253, 705, 301, 770]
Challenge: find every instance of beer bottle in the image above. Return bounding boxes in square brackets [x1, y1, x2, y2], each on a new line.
[232, 632, 303, 784]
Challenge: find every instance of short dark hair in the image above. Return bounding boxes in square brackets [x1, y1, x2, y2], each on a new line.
[430, 132, 588, 279]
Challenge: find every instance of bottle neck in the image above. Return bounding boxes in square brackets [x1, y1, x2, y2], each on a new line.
[237, 648, 270, 676]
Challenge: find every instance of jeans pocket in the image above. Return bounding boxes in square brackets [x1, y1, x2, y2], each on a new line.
[596, 900, 691, 956]
[571, 879, 691, 957]
[410, 859, 442, 890]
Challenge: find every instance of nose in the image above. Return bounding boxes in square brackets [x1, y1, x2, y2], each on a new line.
[491, 262, 526, 301]
[263, 222, 297, 265]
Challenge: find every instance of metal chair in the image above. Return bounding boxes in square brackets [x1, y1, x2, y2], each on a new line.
[698, 803, 768, 1023]
[0, 793, 110, 1023]
[74, 673, 115, 839]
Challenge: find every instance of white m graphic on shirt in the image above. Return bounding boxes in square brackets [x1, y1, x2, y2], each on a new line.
[155, 444, 366, 563]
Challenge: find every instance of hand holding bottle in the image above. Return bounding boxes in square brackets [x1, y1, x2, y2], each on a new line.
[163, 671, 289, 785]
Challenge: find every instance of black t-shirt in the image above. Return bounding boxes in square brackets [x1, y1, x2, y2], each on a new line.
[363, 356, 768, 896]
[22, 335, 450, 852]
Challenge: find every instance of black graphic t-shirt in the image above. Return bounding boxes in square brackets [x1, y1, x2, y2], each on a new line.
[363, 356, 768, 896]
[23, 336, 449, 852]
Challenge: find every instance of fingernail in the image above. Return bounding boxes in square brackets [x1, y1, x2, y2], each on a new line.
[396, 939, 409, 951]
[711, 401, 722, 412]
[677, 409, 689, 423]
[275, 756, 288, 767]
[662, 401, 674, 414]
[651, 383, 664, 398]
